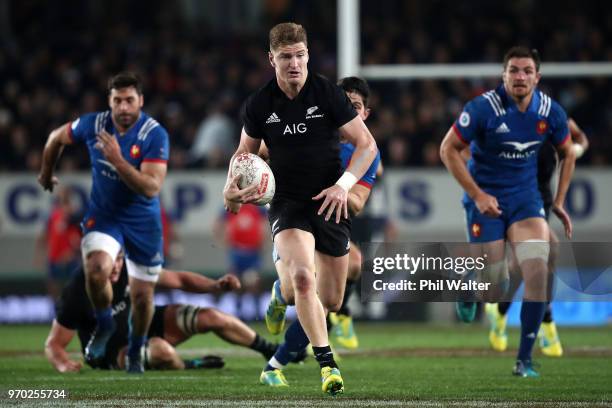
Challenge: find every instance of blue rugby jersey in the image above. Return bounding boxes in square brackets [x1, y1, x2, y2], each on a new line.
[69, 111, 169, 224]
[453, 85, 569, 199]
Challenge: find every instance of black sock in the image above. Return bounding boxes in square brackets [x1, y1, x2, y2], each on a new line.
[312, 345, 337, 369]
[338, 280, 355, 316]
[542, 303, 553, 323]
[250, 334, 277, 360]
[498, 302, 511, 316]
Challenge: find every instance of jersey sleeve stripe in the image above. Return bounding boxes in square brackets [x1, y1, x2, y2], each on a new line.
[357, 180, 373, 189]
[491, 92, 506, 115]
[556, 132, 571, 146]
[67, 121, 74, 143]
[138, 118, 160, 141]
[452, 123, 469, 144]
[482, 91, 505, 116]
[142, 158, 167, 164]
[483, 93, 502, 116]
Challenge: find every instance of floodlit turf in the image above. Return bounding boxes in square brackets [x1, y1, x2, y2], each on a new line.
[0, 323, 611, 406]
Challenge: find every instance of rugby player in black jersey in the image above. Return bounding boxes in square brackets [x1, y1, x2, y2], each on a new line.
[484, 119, 588, 356]
[45, 252, 280, 372]
[223, 22, 377, 395]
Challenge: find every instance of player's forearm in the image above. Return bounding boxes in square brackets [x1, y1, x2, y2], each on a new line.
[40, 131, 66, 177]
[113, 159, 162, 199]
[172, 271, 220, 293]
[554, 150, 576, 207]
[345, 141, 377, 180]
[441, 147, 482, 200]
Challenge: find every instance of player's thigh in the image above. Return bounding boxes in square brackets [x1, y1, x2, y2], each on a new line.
[163, 304, 200, 346]
[81, 230, 122, 278]
[315, 251, 349, 311]
[274, 228, 316, 272]
[507, 217, 549, 242]
[122, 221, 164, 283]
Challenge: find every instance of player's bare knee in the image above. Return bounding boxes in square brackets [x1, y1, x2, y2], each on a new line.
[291, 266, 315, 295]
[323, 298, 342, 312]
[85, 252, 112, 282]
[131, 289, 153, 311]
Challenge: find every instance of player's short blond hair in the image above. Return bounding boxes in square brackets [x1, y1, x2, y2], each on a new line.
[269, 22, 308, 51]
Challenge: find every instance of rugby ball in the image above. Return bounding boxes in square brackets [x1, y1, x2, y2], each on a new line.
[231, 153, 275, 206]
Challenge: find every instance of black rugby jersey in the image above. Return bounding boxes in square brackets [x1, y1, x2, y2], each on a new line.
[55, 266, 130, 356]
[241, 73, 357, 201]
[537, 140, 558, 207]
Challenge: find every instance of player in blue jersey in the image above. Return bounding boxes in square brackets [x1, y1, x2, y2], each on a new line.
[485, 118, 589, 357]
[259, 76, 381, 387]
[38, 72, 169, 374]
[440, 47, 576, 377]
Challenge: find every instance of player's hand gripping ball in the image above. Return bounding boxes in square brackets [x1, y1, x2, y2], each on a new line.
[230, 153, 275, 206]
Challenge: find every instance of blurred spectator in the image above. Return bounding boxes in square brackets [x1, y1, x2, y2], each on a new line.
[190, 95, 237, 168]
[34, 186, 83, 301]
[213, 204, 268, 320]
[161, 206, 183, 267]
[0, 0, 611, 171]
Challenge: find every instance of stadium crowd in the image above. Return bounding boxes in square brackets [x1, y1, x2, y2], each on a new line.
[1, 0, 611, 172]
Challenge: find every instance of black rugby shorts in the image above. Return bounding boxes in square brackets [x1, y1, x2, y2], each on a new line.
[268, 197, 351, 257]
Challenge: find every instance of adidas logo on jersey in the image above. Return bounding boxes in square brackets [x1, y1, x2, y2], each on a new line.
[495, 122, 511, 133]
[266, 112, 281, 124]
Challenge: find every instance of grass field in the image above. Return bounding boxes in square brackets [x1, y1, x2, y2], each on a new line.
[0, 322, 611, 407]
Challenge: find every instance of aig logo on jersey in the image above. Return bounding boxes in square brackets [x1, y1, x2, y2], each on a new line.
[284, 123, 307, 135]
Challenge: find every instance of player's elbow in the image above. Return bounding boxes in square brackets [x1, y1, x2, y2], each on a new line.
[349, 200, 365, 216]
[439, 139, 454, 167]
[143, 183, 162, 199]
[364, 137, 378, 160]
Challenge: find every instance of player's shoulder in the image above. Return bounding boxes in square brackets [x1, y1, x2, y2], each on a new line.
[246, 77, 278, 104]
[137, 113, 168, 140]
[470, 88, 506, 117]
[309, 72, 340, 95]
[71, 111, 109, 132]
[536, 90, 567, 121]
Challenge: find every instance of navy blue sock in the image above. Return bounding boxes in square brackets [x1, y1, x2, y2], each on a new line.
[128, 335, 147, 359]
[264, 320, 309, 371]
[517, 301, 546, 362]
[94, 308, 114, 331]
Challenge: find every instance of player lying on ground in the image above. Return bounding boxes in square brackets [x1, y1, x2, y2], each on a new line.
[45, 252, 281, 372]
[257, 76, 381, 387]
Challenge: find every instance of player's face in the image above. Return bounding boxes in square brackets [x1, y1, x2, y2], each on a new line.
[269, 42, 309, 87]
[346, 91, 370, 121]
[109, 87, 143, 130]
[502, 58, 541, 100]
